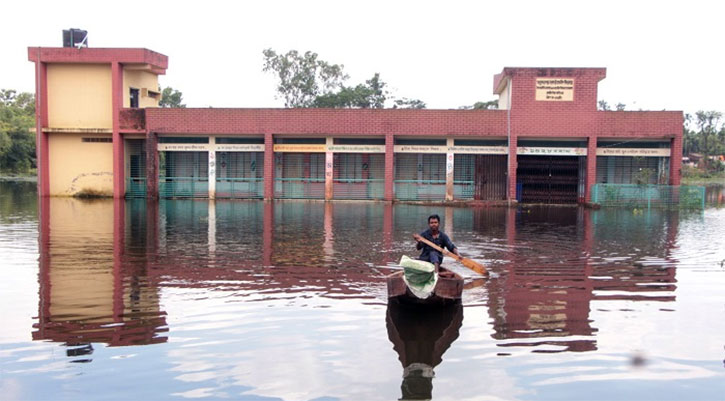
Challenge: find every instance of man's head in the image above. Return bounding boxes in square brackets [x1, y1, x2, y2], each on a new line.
[428, 214, 440, 232]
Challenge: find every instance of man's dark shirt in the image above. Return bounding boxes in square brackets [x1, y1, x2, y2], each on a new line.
[417, 229, 456, 264]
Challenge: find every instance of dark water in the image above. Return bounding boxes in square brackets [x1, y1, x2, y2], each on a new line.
[1, 181, 724, 401]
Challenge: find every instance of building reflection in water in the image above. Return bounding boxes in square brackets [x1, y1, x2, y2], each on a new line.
[33, 198, 168, 356]
[33, 197, 680, 358]
[484, 206, 678, 353]
[386, 302, 463, 400]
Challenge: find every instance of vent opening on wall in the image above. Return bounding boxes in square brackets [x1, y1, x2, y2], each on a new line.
[82, 137, 112, 143]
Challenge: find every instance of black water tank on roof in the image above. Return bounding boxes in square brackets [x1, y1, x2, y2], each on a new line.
[62, 29, 88, 48]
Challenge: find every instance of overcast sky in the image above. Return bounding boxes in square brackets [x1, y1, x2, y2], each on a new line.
[2, 0, 723, 115]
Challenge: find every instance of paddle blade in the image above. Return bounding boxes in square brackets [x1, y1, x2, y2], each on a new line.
[461, 257, 487, 275]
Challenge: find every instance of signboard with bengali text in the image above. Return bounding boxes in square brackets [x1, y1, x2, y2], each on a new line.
[273, 144, 327, 153]
[447, 146, 508, 155]
[216, 144, 265, 152]
[393, 145, 447, 153]
[157, 143, 211, 152]
[517, 146, 587, 156]
[596, 148, 670, 157]
[535, 78, 574, 101]
[326, 145, 385, 153]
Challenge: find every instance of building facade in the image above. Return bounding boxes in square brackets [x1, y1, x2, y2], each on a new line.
[29, 46, 683, 204]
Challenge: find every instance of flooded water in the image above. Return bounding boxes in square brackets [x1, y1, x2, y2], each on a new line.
[1, 181, 724, 401]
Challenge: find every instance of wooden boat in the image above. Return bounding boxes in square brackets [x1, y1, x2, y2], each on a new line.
[387, 266, 463, 306]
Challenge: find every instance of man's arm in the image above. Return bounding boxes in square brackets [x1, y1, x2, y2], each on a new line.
[444, 234, 461, 256]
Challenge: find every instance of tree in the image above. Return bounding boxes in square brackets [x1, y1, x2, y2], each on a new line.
[683, 113, 698, 156]
[263, 48, 426, 109]
[262, 49, 348, 108]
[159, 87, 186, 108]
[460, 100, 498, 110]
[598, 100, 626, 111]
[0, 89, 36, 172]
[393, 98, 427, 109]
[694, 110, 723, 171]
[312, 73, 389, 109]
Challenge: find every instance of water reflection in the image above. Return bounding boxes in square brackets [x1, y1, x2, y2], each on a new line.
[386, 302, 463, 400]
[32, 197, 688, 357]
[485, 206, 679, 352]
[4, 178, 724, 400]
[33, 198, 168, 351]
[705, 184, 724, 207]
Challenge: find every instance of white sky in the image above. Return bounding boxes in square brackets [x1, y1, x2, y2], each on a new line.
[2, 0, 723, 115]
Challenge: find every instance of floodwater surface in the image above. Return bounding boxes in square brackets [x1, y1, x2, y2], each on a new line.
[1, 181, 724, 401]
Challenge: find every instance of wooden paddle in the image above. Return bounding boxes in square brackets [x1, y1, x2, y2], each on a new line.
[416, 236, 487, 275]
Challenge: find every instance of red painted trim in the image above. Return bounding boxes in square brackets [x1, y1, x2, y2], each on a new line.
[669, 136, 682, 185]
[264, 132, 274, 200]
[112, 62, 124, 198]
[35, 196, 51, 340]
[28, 47, 168, 71]
[146, 131, 159, 199]
[34, 55, 50, 196]
[585, 136, 598, 202]
[112, 198, 125, 324]
[506, 207, 516, 245]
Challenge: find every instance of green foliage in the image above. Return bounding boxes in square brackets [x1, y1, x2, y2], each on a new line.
[312, 73, 388, 108]
[262, 49, 348, 108]
[633, 167, 655, 185]
[263, 48, 425, 109]
[693, 111, 723, 171]
[159, 87, 186, 108]
[393, 98, 427, 109]
[460, 100, 498, 110]
[0, 89, 36, 173]
[683, 111, 725, 163]
[598, 100, 626, 111]
[679, 186, 705, 209]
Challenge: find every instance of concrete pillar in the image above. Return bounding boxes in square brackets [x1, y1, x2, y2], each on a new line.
[208, 200, 216, 258]
[325, 137, 334, 200]
[446, 138, 455, 201]
[384, 132, 394, 201]
[507, 136, 518, 202]
[323, 202, 334, 262]
[208, 137, 216, 199]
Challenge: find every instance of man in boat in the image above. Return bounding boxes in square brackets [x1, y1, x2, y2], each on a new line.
[412, 214, 460, 273]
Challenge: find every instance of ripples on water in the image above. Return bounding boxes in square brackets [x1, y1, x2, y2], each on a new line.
[1, 181, 724, 400]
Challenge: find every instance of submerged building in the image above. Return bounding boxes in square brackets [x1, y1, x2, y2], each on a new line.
[28, 39, 683, 204]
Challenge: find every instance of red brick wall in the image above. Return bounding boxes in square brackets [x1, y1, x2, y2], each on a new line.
[142, 107, 681, 140]
[597, 111, 682, 137]
[145, 108, 508, 136]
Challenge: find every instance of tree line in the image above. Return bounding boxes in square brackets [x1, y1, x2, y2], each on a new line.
[0, 87, 184, 174]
